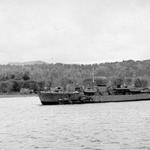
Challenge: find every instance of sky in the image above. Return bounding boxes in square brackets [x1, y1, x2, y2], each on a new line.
[0, 0, 150, 64]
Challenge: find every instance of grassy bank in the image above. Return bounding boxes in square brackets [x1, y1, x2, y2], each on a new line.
[0, 93, 37, 98]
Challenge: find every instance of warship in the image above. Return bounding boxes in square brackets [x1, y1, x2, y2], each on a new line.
[38, 86, 150, 105]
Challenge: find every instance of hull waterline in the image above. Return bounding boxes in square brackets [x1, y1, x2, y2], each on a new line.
[38, 92, 150, 105]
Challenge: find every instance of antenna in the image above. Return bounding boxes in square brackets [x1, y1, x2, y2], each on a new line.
[92, 67, 95, 84]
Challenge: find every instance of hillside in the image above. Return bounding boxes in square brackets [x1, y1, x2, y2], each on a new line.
[2, 59, 150, 82]
[8, 61, 48, 66]
[0, 59, 149, 93]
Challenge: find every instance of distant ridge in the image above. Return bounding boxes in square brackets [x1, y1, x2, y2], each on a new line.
[7, 59, 150, 66]
[8, 61, 48, 66]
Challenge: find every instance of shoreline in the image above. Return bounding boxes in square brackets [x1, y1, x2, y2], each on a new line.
[0, 93, 37, 98]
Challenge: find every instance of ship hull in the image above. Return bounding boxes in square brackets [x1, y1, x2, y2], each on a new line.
[38, 92, 150, 105]
[38, 91, 81, 105]
[94, 94, 150, 103]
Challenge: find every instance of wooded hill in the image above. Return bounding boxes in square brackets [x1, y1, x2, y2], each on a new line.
[0, 59, 150, 93]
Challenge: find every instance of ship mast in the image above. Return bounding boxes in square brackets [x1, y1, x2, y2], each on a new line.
[92, 66, 95, 85]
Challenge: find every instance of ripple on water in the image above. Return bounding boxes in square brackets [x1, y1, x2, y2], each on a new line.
[1, 98, 150, 149]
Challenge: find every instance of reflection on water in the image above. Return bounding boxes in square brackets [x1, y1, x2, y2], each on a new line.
[1, 96, 150, 150]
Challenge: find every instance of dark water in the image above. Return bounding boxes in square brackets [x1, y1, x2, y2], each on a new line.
[1, 96, 150, 150]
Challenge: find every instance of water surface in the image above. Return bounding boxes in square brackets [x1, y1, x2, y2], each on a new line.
[1, 96, 150, 150]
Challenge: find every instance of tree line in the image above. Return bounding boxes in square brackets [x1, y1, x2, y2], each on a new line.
[0, 59, 149, 93]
